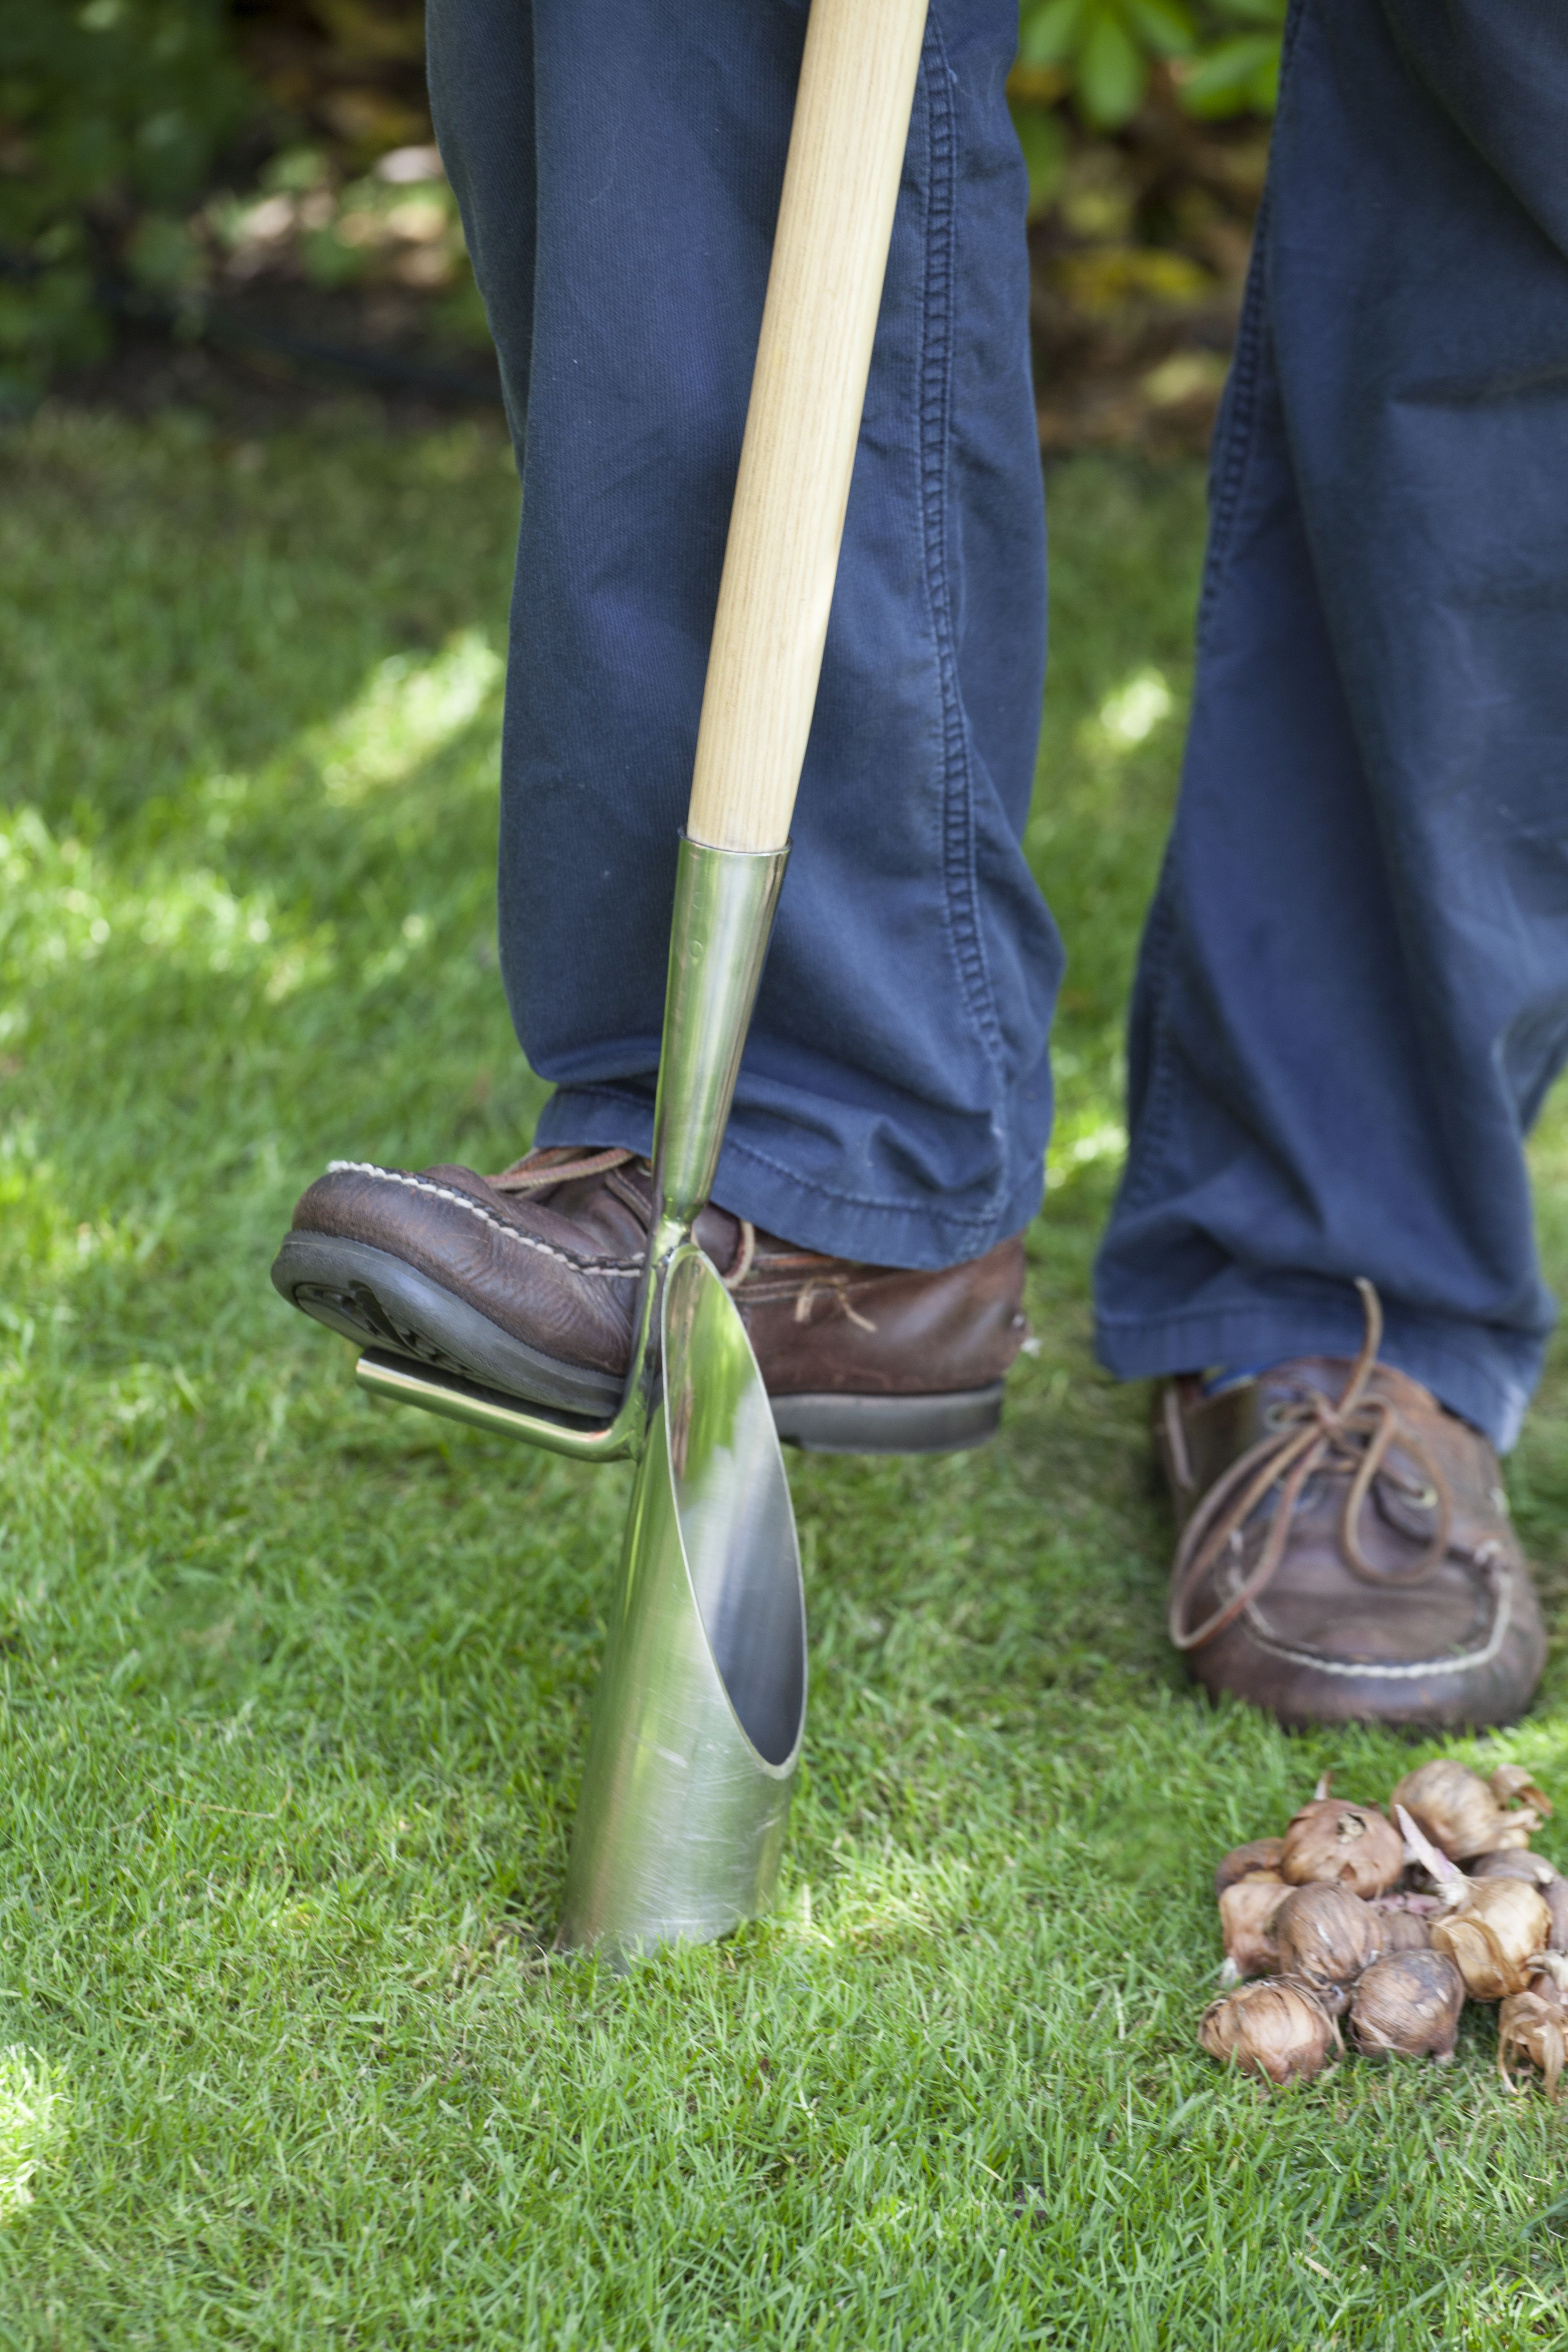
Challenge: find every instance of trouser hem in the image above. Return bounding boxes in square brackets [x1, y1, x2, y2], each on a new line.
[535, 1086, 1044, 1271]
[1095, 1301, 1540, 1453]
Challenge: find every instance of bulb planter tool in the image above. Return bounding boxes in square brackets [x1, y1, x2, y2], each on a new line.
[353, 0, 931, 1959]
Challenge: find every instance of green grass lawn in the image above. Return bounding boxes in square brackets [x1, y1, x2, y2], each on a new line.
[3, 404, 1568, 2349]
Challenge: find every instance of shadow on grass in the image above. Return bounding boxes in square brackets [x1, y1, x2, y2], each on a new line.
[3, 414, 1568, 2345]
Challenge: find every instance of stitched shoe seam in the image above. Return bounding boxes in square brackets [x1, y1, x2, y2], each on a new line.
[1241, 1581, 1512, 1681]
[323, 1162, 643, 1279]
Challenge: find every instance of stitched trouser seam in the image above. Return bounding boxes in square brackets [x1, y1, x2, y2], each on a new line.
[1112, 4, 1300, 1222]
[919, 23, 1003, 1071]
[1112, 204, 1273, 1216]
[1193, 203, 1271, 647]
[1192, 0, 1306, 647]
[1114, 868, 1180, 1215]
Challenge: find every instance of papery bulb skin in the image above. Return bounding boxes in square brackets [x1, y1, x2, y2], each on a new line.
[1473, 1855, 1568, 1956]
[1547, 1880, 1568, 1955]
[1272, 1883, 1380, 2012]
[1391, 1759, 1546, 1861]
[1349, 1951, 1465, 2061]
[1465, 1849, 1557, 1887]
[1280, 1800, 1403, 1898]
[1489, 1767, 1553, 1820]
[1215, 1839, 1286, 1899]
[1499, 1974, 1568, 2101]
[1431, 1877, 1552, 2001]
[1199, 1980, 1338, 2086]
[1465, 1852, 1568, 1952]
[1367, 1903, 1432, 1953]
[1218, 1873, 1288, 1978]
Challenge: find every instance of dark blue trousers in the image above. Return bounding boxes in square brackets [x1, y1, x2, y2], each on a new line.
[428, 0, 1568, 1452]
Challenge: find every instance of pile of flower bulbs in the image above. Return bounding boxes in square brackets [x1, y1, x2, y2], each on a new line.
[1201, 1760, 1568, 2092]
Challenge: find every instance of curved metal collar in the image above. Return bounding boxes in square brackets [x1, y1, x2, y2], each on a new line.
[353, 835, 789, 1461]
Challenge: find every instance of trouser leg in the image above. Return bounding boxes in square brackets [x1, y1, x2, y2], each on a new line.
[1095, 0, 1568, 1451]
[426, 0, 1058, 1271]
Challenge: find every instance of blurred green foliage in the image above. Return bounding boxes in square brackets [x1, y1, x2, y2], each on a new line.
[0, 0, 1283, 407]
[0, 0, 249, 403]
[1011, 0, 1284, 213]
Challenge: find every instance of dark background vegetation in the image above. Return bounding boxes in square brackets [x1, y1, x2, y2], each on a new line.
[3, 0, 1282, 445]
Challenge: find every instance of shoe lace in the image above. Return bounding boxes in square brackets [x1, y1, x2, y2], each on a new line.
[488, 1145, 758, 1289]
[487, 1146, 637, 1194]
[1167, 1279, 1454, 1654]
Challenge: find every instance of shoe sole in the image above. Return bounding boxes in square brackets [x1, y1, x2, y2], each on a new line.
[272, 1231, 1003, 1457]
[771, 1386, 1003, 1455]
[271, 1232, 624, 1420]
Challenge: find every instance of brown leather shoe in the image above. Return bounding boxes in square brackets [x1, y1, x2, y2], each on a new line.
[1158, 1282, 1545, 1731]
[271, 1145, 1028, 1453]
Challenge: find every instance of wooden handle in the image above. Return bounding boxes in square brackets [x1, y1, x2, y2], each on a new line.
[685, 0, 930, 853]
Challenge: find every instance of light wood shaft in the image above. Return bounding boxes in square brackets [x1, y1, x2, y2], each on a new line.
[685, 0, 929, 854]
